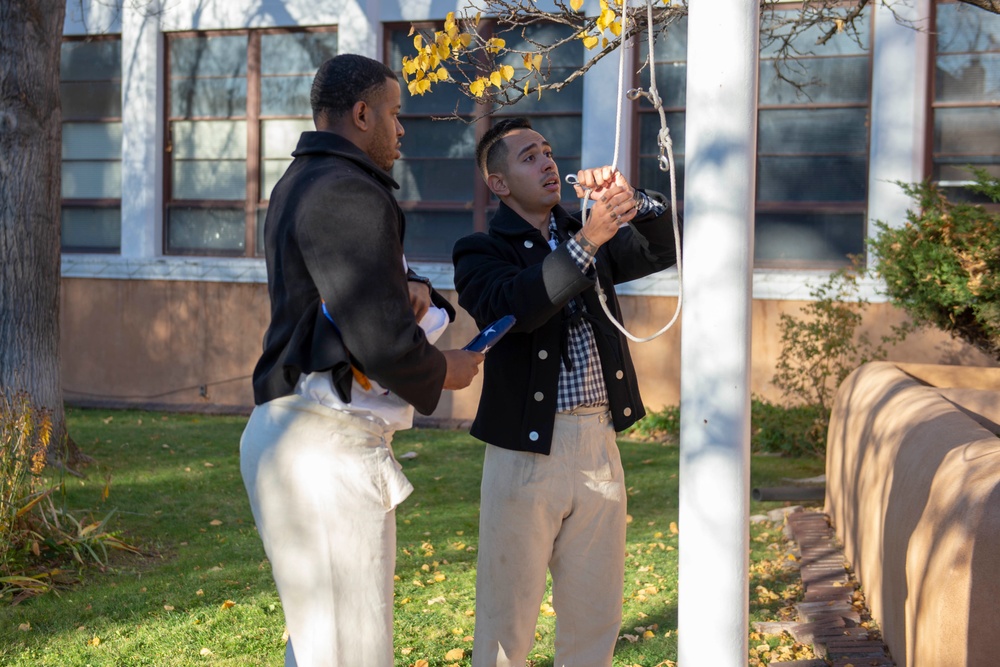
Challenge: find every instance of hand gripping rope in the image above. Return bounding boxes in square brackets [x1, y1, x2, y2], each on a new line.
[567, 0, 682, 343]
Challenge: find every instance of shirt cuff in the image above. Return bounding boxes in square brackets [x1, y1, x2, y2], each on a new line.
[635, 190, 667, 217]
[566, 235, 596, 272]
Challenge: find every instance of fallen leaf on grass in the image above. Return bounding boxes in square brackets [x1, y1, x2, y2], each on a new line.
[413, 660, 429, 667]
[669, 521, 679, 535]
[220, 599, 235, 609]
[445, 648, 465, 660]
[88, 636, 101, 646]
[163, 605, 175, 611]
[18, 623, 30, 631]
[209, 519, 223, 526]
[200, 647, 213, 656]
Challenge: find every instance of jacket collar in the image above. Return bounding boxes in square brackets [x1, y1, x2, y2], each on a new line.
[292, 131, 400, 190]
[489, 201, 581, 240]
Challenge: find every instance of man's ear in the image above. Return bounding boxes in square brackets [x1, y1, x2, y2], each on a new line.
[486, 172, 508, 198]
[351, 99, 369, 132]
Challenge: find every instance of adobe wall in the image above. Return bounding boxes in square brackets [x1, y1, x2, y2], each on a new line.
[60, 278, 995, 419]
[825, 361, 1000, 667]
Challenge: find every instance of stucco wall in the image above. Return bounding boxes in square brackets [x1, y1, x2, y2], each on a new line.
[59, 278, 994, 420]
[825, 362, 1000, 667]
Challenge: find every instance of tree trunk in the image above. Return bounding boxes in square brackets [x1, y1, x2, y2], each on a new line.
[0, 1, 87, 470]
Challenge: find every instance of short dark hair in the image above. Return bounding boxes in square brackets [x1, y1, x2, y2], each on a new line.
[476, 117, 533, 179]
[310, 54, 397, 123]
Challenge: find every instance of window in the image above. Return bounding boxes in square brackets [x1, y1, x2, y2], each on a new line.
[755, 6, 871, 267]
[165, 28, 337, 256]
[932, 1, 1000, 204]
[386, 22, 583, 261]
[635, 16, 687, 222]
[60, 36, 122, 253]
[635, 6, 872, 268]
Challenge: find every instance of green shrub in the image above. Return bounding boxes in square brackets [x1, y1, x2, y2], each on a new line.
[869, 169, 1000, 361]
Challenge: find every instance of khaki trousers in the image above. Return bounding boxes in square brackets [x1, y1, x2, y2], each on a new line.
[473, 407, 628, 667]
[240, 394, 410, 667]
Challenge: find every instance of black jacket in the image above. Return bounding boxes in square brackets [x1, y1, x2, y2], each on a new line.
[252, 131, 454, 414]
[452, 195, 680, 454]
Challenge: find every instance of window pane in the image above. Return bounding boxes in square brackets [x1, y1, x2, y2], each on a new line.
[639, 111, 685, 158]
[401, 209, 474, 260]
[759, 57, 869, 104]
[63, 122, 122, 160]
[639, 155, 685, 202]
[524, 116, 582, 159]
[495, 24, 584, 112]
[261, 75, 314, 116]
[761, 10, 869, 57]
[397, 119, 475, 159]
[62, 161, 122, 198]
[168, 208, 246, 252]
[394, 159, 477, 201]
[170, 77, 247, 118]
[61, 207, 121, 251]
[262, 119, 312, 158]
[61, 40, 121, 81]
[936, 3, 1000, 53]
[261, 160, 292, 200]
[497, 74, 583, 113]
[61, 81, 122, 119]
[261, 32, 338, 75]
[641, 16, 688, 62]
[256, 207, 267, 255]
[171, 120, 247, 159]
[758, 156, 867, 202]
[934, 107, 1000, 154]
[935, 53, 1000, 103]
[754, 212, 865, 264]
[758, 108, 868, 154]
[170, 35, 247, 78]
[401, 81, 478, 115]
[173, 160, 246, 200]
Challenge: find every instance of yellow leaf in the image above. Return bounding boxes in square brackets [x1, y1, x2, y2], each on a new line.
[444, 11, 456, 31]
[417, 79, 431, 95]
[485, 37, 505, 54]
[490, 71, 503, 88]
[474, 11, 482, 26]
[209, 519, 223, 526]
[18, 623, 30, 631]
[414, 661, 430, 667]
[163, 605, 174, 611]
[434, 573, 446, 582]
[669, 521, 679, 534]
[445, 648, 465, 661]
[220, 599, 236, 609]
[524, 80, 530, 96]
[200, 648, 213, 656]
[610, 20, 622, 37]
[582, 35, 599, 50]
[436, 67, 449, 81]
[459, 33, 472, 48]
[643, 630, 656, 638]
[88, 636, 101, 646]
[413, 34, 423, 50]
[470, 78, 487, 98]
[570, 0, 584, 10]
[500, 65, 515, 82]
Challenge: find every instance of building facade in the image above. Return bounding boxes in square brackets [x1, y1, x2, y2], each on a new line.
[59, 0, 999, 419]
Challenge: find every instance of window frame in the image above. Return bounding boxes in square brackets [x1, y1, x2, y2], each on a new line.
[60, 33, 123, 254]
[927, 0, 1000, 208]
[383, 20, 585, 262]
[163, 25, 338, 257]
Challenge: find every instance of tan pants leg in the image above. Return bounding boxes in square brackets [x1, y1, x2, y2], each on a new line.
[473, 408, 627, 667]
[240, 394, 404, 667]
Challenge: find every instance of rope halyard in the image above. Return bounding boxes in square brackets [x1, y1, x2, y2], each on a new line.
[569, 0, 683, 343]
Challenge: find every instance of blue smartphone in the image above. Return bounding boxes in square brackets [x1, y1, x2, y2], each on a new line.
[463, 315, 516, 353]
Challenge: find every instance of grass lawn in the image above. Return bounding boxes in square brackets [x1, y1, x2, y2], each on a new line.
[0, 408, 824, 666]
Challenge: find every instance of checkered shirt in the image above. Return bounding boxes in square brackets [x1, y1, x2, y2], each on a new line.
[547, 215, 608, 412]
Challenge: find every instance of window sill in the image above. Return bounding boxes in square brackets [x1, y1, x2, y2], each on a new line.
[60, 256, 889, 303]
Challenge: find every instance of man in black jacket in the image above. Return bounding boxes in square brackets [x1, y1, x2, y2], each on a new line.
[453, 117, 680, 666]
[240, 54, 482, 667]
